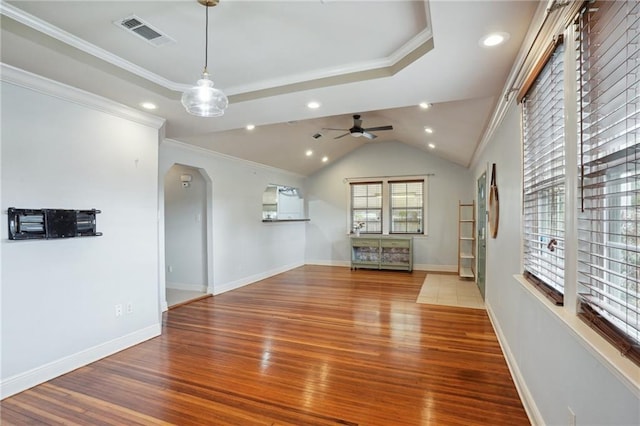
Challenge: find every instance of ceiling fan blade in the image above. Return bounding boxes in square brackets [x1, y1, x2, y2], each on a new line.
[323, 128, 349, 131]
[363, 125, 393, 132]
[362, 132, 377, 140]
[334, 133, 351, 139]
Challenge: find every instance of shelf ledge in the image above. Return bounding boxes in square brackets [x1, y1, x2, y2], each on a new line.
[459, 267, 475, 278]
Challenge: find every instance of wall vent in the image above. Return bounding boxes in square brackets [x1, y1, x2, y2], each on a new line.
[113, 15, 175, 47]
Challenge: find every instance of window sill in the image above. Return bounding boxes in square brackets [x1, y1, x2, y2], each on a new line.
[513, 274, 640, 396]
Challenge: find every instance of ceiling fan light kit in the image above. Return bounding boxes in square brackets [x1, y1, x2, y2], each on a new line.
[182, 0, 228, 118]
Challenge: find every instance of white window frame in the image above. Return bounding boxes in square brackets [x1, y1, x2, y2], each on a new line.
[508, 0, 639, 395]
[389, 180, 425, 234]
[350, 181, 383, 234]
[575, 0, 640, 358]
[346, 175, 429, 236]
[521, 38, 566, 302]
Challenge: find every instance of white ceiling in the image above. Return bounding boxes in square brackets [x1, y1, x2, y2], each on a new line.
[0, 0, 540, 176]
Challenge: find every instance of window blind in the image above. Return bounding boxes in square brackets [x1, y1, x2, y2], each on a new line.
[351, 182, 382, 233]
[522, 40, 566, 302]
[389, 180, 424, 234]
[577, 0, 640, 364]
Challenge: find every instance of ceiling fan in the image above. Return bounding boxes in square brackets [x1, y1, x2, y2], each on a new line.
[324, 114, 393, 140]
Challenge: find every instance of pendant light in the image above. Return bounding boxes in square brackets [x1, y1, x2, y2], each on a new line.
[181, 0, 228, 117]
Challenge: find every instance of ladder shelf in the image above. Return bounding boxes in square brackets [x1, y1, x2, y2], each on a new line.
[458, 201, 476, 280]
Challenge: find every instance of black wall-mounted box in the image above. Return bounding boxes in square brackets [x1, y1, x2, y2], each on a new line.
[8, 208, 102, 240]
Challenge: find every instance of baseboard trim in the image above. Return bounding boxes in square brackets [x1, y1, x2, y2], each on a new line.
[485, 302, 542, 426]
[305, 260, 351, 267]
[413, 264, 457, 273]
[213, 262, 304, 295]
[168, 294, 212, 310]
[305, 261, 457, 273]
[0, 323, 161, 400]
[166, 282, 207, 292]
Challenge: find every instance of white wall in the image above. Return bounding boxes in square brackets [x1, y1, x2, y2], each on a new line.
[164, 164, 207, 291]
[0, 70, 163, 398]
[305, 140, 472, 270]
[473, 103, 639, 425]
[158, 140, 307, 301]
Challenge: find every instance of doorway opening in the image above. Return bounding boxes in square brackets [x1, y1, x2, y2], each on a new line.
[477, 172, 487, 300]
[164, 164, 210, 308]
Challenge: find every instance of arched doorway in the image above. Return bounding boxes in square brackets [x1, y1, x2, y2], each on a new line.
[163, 164, 209, 307]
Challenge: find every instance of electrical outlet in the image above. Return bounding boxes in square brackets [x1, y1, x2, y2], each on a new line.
[115, 304, 123, 317]
[568, 407, 576, 426]
[126, 302, 133, 314]
[168, 265, 173, 273]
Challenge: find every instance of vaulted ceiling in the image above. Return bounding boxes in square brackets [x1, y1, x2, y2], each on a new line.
[0, 1, 539, 176]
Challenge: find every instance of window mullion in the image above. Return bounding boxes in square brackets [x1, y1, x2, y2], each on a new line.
[565, 19, 580, 314]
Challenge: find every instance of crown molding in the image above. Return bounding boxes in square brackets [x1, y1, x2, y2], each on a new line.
[224, 27, 433, 97]
[1, 63, 166, 129]
[1, 1, 432, 100]
[0, 2, 190, 92]
[470, 0, 581, 169]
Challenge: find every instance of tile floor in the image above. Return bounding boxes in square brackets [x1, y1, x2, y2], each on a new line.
[416, 273, 485, 309]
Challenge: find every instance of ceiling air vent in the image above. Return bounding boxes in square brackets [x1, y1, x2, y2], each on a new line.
[114, 15, 175, 47]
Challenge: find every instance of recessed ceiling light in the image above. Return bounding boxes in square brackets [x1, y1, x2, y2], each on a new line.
[307, 101, 321, 109]
[424, 127, 434, 134]
[419, 102, 432, 109]
[141, 102, 157, 110]
[306, 150, 313, 157]
[246, 124, 255, 131]
[428, 143, 436, 149]
[480, 32, 510, 47]
[322, 156, 329, 162]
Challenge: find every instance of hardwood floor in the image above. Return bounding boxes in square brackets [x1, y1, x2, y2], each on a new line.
[1, 266, 529, 425]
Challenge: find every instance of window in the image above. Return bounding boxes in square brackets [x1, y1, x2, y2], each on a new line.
[521, 39, 566, 304]
[351, 182, 382, 233]
[349, 177, 427, 235]
[390, 181, 424, 234]
[576, 0, 640, 364]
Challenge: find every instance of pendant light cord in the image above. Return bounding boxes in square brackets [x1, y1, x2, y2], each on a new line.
[204, 4, 209, 73]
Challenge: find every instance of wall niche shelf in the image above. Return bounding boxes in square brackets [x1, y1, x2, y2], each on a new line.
[350, 236, 413, 272]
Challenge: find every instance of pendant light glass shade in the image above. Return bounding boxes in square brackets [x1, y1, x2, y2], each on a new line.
[182, 0, 227, 117]
[181, 72, 228, 117]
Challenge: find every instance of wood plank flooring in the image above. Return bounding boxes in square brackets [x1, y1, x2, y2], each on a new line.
[1, 266, 529, 425]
